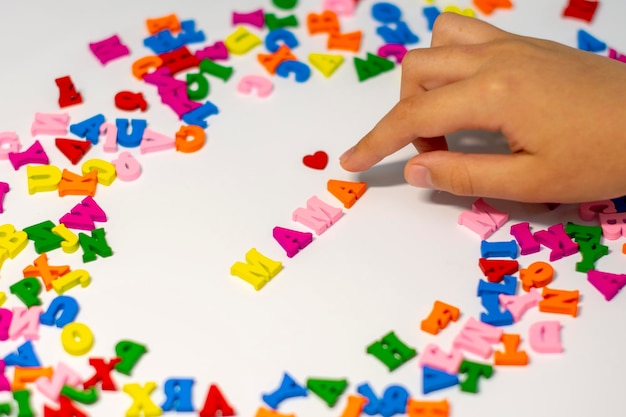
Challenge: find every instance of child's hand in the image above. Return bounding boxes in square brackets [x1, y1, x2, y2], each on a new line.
[340, 12, 626, 203]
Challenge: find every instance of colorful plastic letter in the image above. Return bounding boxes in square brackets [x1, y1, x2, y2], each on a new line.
[22, 252, 69, 290]
[587, 270, 626, 301]
[182, 101, 219, 129]
[175, 125, 206, 153]
[140, 129, 176, 154]
[509, 222, 540, 255]
[89, 34, 130, 65]
[0, 183, 7, 214]
[520, 261, 553, 292]
[51, 224, 79, 254]
[293, 195, 342, 235]
[51, 269, 91, 295]
[406, 399, 449, 417]
[39, 295, 79, 328]
[69, 114, 105, 144]
[306, 378, 347, 408]
[452, 317, 503, 359]
[418, 344, 463, 375]
[58, 169, 98, 197]
[23, 219, 65, 254]
[421, 367, 459, 395]
[273, 0, 298, 9]
[534, 223, 579, 262]
[420, 300, 460, 335]
[31, 112, 69, 136]
[307, 11, 339, 35]
[308, 53, 344, 77]
[159, 46, 200, 75]
[4, 341, 41, 368]
[494, 333, 529, 366]
[478, 258, 518, 283]
[115, 340, 148, 376]
[18, 170, 50, 197]
[35, 361, 82, 402]
[237, 75, 273, 97]
[265, 13, 299, 31]
[538, 287, 579, 317]
[225, 27, 262, 55]
[59, 196, 107, 231]
[377, 44, 408, 63]
[476, 274, 516, 296]
[231, 248, 283, 290]
[0, 224, 28, 258]
[473, 0, 513, 15]
[61, 322, 94, 356]
[78, 228, 113, 262]
[323, 0, 355, 16]
[61, 386, 99, 405]
[123, 382, 163, 417]
[275, 60, 311, 82]
[458, 198, 508, 239]
[272, 226, 313, 258]
[115, 91, 148, 112]
[598, 212, 626, 240]
[498, 288, 542, 322]
[161, 378, 194, 412]
[55, 76, 83, 108]
[199, 58, 233, 82]
[195, 41, 229, 61]
[9, 278, 42, 308]
[327, 179, 367, 208]
[563, 0, 599, 22]
[258, 45, 297, 74]
[354, 53, 394, 81]
[479, 293, 514, 326]
[328, 31, 362, 52]
[376, 22, 419, 45]
[0, 132, 20, 160]
[262, 373, 307, 409]
[480, 240, 518, 259]
[9, 307, 42, 341]
[371, 2, 402, 23]
[233, 9, 265, 28]
[9, 140, 49, 170]
[528, 321, 563, 353]
[81, 158, 116, 186]
[132, 55, 164, 80]
[458, 360, 493, 393]
[198, 384, 236, 417]
[366, 331, 417, 371]
[423, 6, 441, 31]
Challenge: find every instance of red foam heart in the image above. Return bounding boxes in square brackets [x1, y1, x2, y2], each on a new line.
[303, 151, 328, 170]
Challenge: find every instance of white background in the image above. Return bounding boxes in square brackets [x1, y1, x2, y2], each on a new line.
[0, 0, 625, 416]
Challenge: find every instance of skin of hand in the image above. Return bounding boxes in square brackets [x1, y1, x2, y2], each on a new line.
[339, 12, 626, 203]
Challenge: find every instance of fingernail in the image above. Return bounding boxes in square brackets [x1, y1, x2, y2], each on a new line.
[407, 165, 433, 188]
[339, 146, 354, 163]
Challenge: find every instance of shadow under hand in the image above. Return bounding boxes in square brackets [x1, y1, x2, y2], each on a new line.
[355, 160, 408, 187]
[446, 130, 511, 155]
[355, 130, 511, 188]
[355, 130, 561, 221]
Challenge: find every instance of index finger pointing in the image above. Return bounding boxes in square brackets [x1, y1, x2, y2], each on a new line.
[340, 78, 501, 172]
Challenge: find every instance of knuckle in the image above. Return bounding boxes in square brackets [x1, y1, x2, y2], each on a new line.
[401, 49, 420, 73]
[431, 12, 456, 37]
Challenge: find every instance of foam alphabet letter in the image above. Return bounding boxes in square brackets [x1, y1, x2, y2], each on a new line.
[272, 227, 313, 258]
[262, 373, 307, 409]
[115, 340, 148, 376]
[366, 331, 417, 371]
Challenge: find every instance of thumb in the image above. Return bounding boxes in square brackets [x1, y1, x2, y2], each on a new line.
[404, 151, 545, 202]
